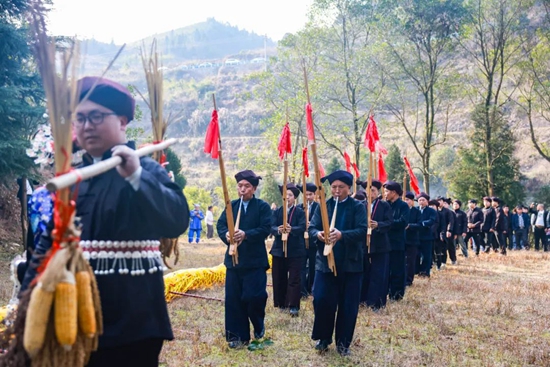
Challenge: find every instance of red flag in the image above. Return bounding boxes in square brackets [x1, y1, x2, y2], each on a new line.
[278, 122, 292, 160]
[343, 152, 352, 173]
[204, 109, 220, 159]
[306, 103, 315, 141]
[352, 162, 360, 178]
[403, 156, 420, 195]
[364, 115, 380, 153]
[376, 141, 388, 155]
[378, 152, 387, 183]
[319, 161, 326, 178]
[302, 147, 309, 177]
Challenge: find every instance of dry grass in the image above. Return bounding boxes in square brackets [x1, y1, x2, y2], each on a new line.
[161, 242, 550, 367]
[0, 240, 548, 366]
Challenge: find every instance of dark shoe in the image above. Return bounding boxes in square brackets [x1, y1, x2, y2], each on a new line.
[254, 327, 265, 339]
[289, 308, 299, 317]
[315, 339, 330, 352]
[337, 346, 351, 356]
[228, 340, 249, 349]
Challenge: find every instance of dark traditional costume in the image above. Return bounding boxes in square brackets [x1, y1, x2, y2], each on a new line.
[409, 193, 437, 277]
[22, 77, 190, 367]
[308, 171, 367, 355]
[216, 170, 271, 347]
[296, 183, 319, 298]
[270, 183, 306, 315]
[404, 192, 421, 286]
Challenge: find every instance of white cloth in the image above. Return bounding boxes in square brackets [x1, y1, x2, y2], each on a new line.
[206, 211, 214, 225]
[536, 211, 545, 226]
[25, 180, 33, 195]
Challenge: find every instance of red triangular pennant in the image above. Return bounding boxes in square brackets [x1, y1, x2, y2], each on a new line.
[204, 109, 220, 159]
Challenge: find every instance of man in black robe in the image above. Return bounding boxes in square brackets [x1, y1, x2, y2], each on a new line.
[453, 199, 468, 258]
[409, 193, 437, 277]
[22, 76, 190, 367]
[465, 199, 483, 255]
[481, 196, 496, 253]
[404, 192, 420, 286]
[297, 182, 319, 298]
[359, 179, 392, 309]
[217, 170, 271, 348]
[309, 170, 367, 356]
[383, 181, 409, 301]
[270, 183, 306, 316]
[491, 197, 507, 255]
[437, 197, 456, 266]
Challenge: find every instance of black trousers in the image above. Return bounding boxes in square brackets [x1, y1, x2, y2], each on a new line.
[272, 255, 303, 309]
[300, 245, 317, 297]
[405, 245, 417, 286]
[86, 338, 164, 367]
[441, 236, 456, 264]
[388, 250, 406, 301]
[435, 239, 446, 268]
[481, 231, 495, 252]
[360, 252, 389, 309]
[312, 271, 362, 350]
[534, 227, 548, 251]
[494, 231, 507, 254]
[225, 268, 267, 342]
[416, 240, 433, 276]
[206, 224, 214, 239]
[465, 232, 482, 255]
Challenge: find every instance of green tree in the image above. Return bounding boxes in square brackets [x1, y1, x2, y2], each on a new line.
[0, 0, 46, 183]
[164, 148, 187, 188]
[534, 185, 550, 205]
[326, 157, 342, 174]
[260, 172, 283, 208]
[448, 105, 524, 206]
[385, 144, 405, 182]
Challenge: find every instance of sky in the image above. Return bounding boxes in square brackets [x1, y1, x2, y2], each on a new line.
[47, 0, 314, 44]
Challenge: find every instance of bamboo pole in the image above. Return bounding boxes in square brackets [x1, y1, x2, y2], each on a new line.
[282, 155, 289, 257]
[302, 168, 309, 249]
[367, 152, 373, 254]
[46, 139, 176, 192]
[402, 172, 407, 200]
[213, 95, 239, 265]
[303, 66, 336, 275]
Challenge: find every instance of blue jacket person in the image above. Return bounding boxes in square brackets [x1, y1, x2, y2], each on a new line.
[308, 170, 367, 356]
[216, 170, 271, 348]
[22, 77, 190, 367]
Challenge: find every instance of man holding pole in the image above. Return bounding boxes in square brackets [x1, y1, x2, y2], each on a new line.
[297, 182, 319, 298]
[270, 183, 306, 316]
[216, 170, 271, 349]
[22, 76, 190, 366]
[308, 170, 367, 356]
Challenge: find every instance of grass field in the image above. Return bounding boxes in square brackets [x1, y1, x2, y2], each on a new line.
[1, 240, 549, 366]
[159, 240, 550, 367]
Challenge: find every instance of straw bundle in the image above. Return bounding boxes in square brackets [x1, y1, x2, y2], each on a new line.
[138, 39, 180, 267]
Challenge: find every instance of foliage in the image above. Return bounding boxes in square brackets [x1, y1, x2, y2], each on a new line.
[385, 144, 405, 182]
[326, 156, 342, 175]
[447, 105, 524, 206]
[164, 148, 187, 189]
[259, 172, 283, 208]
[534, 185, 550, 205]
[0, 0, 47, 183]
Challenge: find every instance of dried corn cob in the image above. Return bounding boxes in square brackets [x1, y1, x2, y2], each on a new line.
[76, 270, 96, 338]
[23, 282, 54, 357]
[54, 270, 77, 349]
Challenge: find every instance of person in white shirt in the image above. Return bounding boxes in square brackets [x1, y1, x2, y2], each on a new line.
[206, 206, 215, 239]
[533, 204, 549, 251]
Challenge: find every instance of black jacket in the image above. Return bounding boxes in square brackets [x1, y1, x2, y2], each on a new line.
[454, 209, 467, 235]
[365, 197, 393, 254]
[218, 196, 272, 270]
[387, 198, 410, 251]
[409, 206, 438, 241]
[22, 148, 189, 349]
[438, 207, 455, 235]
[270, 205, 306, 258]
[482, 206, 495, 232]
[309, 196, 367, 273]
[405, 206, 421, 246]
[493, 206, 506, 232]
[466, 207, 483, 233]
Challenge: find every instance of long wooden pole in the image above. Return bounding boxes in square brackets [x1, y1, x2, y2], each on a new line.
[302, 168, 309, 249]
[46, 139, 176, 192]
[213, 95, 238, 265]
[402, 172, 407, 200]
[367, 152, 373, 254]
[282, 155, 288, 257]
[303, 66, 336, 275]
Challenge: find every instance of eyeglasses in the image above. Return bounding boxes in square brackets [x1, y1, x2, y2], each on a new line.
[74, 112, 117, 126]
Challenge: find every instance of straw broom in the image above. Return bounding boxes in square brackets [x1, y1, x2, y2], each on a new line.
[138, 39, 180, 268]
